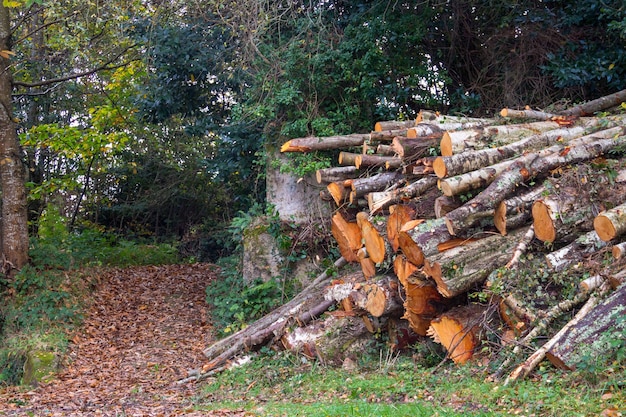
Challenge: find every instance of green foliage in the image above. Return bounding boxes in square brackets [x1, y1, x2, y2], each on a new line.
[205, 255, 283, 336]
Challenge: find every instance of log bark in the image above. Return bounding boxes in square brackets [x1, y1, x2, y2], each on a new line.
[354, 154, 402, 169]
[367, 176, 438, 214]
[494, 186, 546, 235]
[545, 230, 607, 272]
[374, 119, 416, 132]
[316, 166, 360, 184]
[281, 134, 369, 152]
[350, 171, 404, 200]
[594, 201, 626, 241]
[439, 120, 565, 156]
[427, 304, 489, 364]
[338, 151, 362, 166]
[545, 282, 626, 371]
[369, 129, 409, 142]
[422, 228, 526, 298]
[444, 130, 626, 236]
[559, 88, 626, 116]
[202, 257, 348, 371]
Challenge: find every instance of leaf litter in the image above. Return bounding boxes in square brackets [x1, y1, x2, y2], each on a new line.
[0, 264, 251, 416]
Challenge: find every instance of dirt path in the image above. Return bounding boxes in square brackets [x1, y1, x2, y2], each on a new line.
[0, 264, 249, 416]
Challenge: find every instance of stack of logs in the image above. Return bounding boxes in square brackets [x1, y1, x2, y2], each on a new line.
[198, 90, 626, 383]
[280, 92, 626, 374]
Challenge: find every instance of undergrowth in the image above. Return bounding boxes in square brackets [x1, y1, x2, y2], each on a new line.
[0, 226, 182, 387]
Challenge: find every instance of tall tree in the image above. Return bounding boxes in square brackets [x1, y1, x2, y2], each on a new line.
[0, 4, 28, 274]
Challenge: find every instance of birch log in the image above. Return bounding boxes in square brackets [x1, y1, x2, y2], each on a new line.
[445, 132, 626, 236]
[594, 201, 626, 241]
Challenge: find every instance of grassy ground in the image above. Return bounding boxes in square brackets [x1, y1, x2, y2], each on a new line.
[194, 348, 625, 417]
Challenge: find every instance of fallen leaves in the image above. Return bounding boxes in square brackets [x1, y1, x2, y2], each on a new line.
[0, 263, 246, 416]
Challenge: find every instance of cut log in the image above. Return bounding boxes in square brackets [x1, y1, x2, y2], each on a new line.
[369, 129, 409, 142]
[423, 229, 525, 298]
[532, 191, 597, 244]
[545, 231, 607, 272]
[545, 282, 626, 371]
[434, 195, 462, 218]
[439, 120, 565, 156]
[374, 119, 416, 132]
[391, 135, 440, 159]
[438, 158, 516, 197]
[386, 204, 416, 252]
[612, 241, 626, 259]
[403, 274, 446, 316]
[338, 151, 362, 166]
[594, 201, 626, 241]
[444, 130, 626, 236]
[331, 212, 362, 263]
[354, 154, 402, 169]
[559, 88, 626, 117]
[427, 304, 489, 364]
[494, 185, 546, 235]
[393, 254, 419, 287]
[397, 218, 450, 267]
[405, 123, 445, 139]
[327, 181, 351, 206]
[403, 310, 433, 336]
[500, 108, 560, 121]
[316, 166, 360, 184]
[281, 134, 369, 152]
[356, 212, 386, 264]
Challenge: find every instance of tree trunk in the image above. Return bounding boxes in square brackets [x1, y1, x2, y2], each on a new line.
[594, 201, 626, 242]
[281, 133, 369, 152]
[532, 191, 597, 244]
[0, 5, 29, 274]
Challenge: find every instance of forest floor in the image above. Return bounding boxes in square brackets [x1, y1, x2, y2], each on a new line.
[0, 264, 249, 416]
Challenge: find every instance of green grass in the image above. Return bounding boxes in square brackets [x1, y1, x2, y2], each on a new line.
[195, 350, 625, 417]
